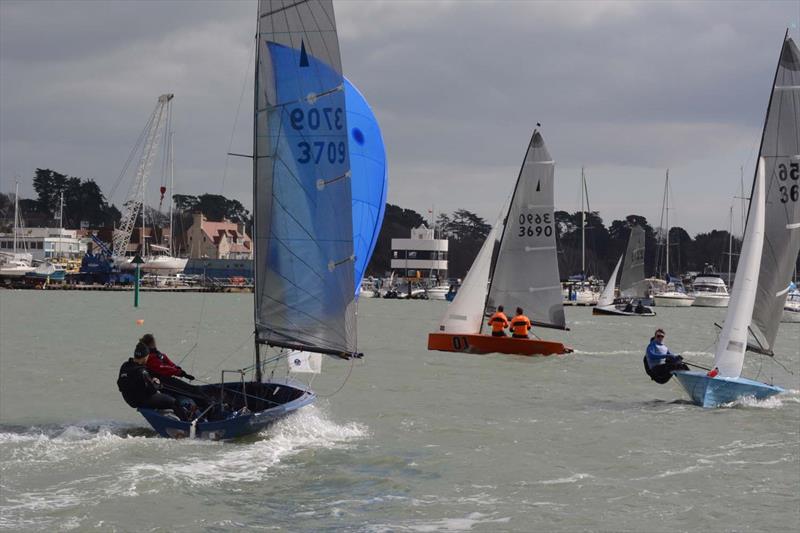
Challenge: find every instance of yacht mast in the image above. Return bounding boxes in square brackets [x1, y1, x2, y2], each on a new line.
[12, 181, 19, 254]
[665, 170, 670, 277]
[728, 205, 733, 285]
[580, 167, 585, 281]
[169, 131, 175, 257]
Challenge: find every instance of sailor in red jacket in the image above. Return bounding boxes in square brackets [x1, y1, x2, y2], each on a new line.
[139, 334, 195, 381]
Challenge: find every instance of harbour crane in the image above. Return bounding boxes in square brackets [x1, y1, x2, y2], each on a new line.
[111, 93, 174, 262]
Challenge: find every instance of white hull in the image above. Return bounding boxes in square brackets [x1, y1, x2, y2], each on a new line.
[782, 308, 800, 323]
[141, 256, 188, 275]
[654, 293, 695, 307]
[0, 264, 32, 278]
[692, 294, 730, 308]
[426, 286, 451, 301]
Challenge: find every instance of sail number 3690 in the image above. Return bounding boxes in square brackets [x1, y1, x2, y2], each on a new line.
[778, 162, 799, 203]
[518, 213, 553, 237]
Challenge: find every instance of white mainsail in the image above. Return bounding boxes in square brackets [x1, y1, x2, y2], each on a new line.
[713, 159, 766, 377]
[619, 225, 645, 298]
[749, 34, 800, 354]
[597, 255, 623, 308]
[484, 131, 566, 330]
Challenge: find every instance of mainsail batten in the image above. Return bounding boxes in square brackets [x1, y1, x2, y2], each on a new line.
[255, 0, 356, 355]
[749, 34, 800, 354]
[484, 131, 567, 331]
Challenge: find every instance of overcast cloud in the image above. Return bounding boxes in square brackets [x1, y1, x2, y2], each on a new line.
[1, 0, 799, 234]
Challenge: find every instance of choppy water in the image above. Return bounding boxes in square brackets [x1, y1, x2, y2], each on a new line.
[0, 291, 798, 532]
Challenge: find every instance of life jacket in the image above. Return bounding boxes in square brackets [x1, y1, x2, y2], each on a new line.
[117, 359, 157, 407]
[510, 314, 531, 337]
[487, 311, 509, 333]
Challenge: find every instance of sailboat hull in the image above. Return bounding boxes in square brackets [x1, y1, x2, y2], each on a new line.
[427, 333, 572, 356]
[592, 305, 655, 317]
[672, 371, 784, 408]
[137, 380, 316, 440]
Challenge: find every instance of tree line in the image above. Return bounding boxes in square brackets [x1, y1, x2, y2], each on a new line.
[366, 204, 755, 281]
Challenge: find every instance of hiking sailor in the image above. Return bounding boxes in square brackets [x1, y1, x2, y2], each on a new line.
[117, 342, 189, 420]
[139, 334, 195, 381]
[643, 328, 688, 384]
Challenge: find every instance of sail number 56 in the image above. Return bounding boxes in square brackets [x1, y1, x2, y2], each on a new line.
[518, 212, 553, 237]
[778, 162, 799, 203]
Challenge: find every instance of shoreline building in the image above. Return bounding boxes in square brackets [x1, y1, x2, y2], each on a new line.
[0, 227, 87, 262]
[390, 225, 448, 281]
[186, 213, 252, 260]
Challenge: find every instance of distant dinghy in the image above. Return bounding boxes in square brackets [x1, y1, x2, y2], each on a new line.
[593, 225, 655, 316]
[427, 130, 572, 356]
[138, 0, 359, 439]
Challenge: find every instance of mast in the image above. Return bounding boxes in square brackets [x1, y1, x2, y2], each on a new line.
[12, 181, 19, 254]
[665, 170, 670, 278]
[580, 167, 585, 282]
[252, 12, 262, 383]
[169, 131, 175, 257]
[728, 205, 733, 285]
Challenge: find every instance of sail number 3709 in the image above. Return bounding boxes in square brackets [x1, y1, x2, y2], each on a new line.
[778, 162, 799, 203]
[518, 212, 553, 237]
[289, 107, 346, 165]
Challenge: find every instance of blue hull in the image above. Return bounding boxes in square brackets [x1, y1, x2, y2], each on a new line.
[138, 379, 316, 440]
[672, 371, 784, 408]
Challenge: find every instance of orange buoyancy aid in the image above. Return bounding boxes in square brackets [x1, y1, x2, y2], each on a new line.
[511, 314, 532, 337]
[487, 311, 509, 333]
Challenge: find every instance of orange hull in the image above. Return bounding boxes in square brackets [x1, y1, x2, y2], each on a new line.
[427, 332, 572, 356]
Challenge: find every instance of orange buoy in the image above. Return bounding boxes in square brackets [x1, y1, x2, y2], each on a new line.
[136, 319, 145, 326]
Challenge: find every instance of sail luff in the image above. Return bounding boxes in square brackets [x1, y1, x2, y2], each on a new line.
[254, 0, 356, 355]
[749, 33, 800, 353]
[714, 159, 767, 377]
[484, 130, 566, 330]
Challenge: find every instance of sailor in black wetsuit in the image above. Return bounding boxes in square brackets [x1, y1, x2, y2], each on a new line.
[117, 342, 188, 420]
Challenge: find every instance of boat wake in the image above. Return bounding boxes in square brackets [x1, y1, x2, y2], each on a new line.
[0, 406, 368, 530]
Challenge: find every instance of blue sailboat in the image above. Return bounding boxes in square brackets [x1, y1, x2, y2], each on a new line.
[346, 78, 388, 295]
[139, 0, 360, 439]
[674, 33, 799, 407]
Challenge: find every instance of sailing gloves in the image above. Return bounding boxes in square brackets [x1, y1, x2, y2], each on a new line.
[179, 369, 196, 381]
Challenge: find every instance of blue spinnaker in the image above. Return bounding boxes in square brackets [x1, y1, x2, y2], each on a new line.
[346, 78, 387, 297]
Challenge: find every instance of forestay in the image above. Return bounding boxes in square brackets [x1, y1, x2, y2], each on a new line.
[714, 159, 767, 377]
[597, 255, 623, 308]
[254, 0, 356, 355]
[750, 34, 800, 354]
[619, 225, 645, 298]
[346, 77, 388, 296]
[484, 131, 566, 330]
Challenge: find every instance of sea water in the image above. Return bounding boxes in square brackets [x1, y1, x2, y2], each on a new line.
[0, 291, 798, 532]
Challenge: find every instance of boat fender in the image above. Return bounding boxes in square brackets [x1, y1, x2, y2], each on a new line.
[189, 420, 197, 439]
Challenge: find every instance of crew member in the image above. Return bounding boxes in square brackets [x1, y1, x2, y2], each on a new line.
[139, 334, 195, 381]
[510, 307, 532, 339]
[117, 342, 189, 420]
[487, 305, 509, 337]
[643, 328, 688, 384]
[635, 301, 646, 314]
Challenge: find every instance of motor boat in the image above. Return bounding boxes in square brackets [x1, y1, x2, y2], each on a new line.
[0, 253, 33, 279]
[653, 283, 695, 307]
[691, 275, 730, 308]
[783, 287, 800, 323]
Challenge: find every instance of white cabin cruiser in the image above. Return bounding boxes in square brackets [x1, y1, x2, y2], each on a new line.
[653, 283, 695, 307]
[783, 287, 800, 323]
[691, 275, 730, 308]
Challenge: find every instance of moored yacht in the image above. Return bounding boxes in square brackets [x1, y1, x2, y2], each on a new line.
[783, 286, 800, 323]
[653, 282, 695, 307]
[692, 272, 730, 308]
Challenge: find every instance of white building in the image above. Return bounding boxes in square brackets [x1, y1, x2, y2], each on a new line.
[0, 227, 87, 261]
[390, 225, 448, 279]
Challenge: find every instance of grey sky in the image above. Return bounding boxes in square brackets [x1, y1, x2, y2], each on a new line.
[1, 0, 798, 235]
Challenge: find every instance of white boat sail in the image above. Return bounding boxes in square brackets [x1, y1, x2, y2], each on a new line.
[748, 32, 800, 355]
[596, 256, 622, 308]
[429, 130, 570, 356]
